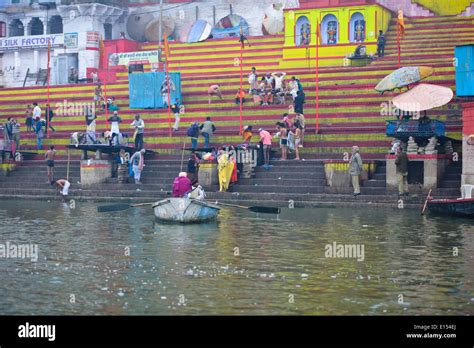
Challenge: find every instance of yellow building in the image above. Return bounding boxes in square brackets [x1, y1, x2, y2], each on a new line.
[282, 3, 393, 68]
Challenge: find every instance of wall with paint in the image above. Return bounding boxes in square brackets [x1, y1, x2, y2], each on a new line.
[412, 0, 473, 16]
[282, 4, 392, 67]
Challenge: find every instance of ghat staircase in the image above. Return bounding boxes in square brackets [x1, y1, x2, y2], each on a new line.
[0, 15, 471, 159]
[0, 14, 472, 203]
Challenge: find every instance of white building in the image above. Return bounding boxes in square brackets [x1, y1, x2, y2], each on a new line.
[0, 0, 128, 87]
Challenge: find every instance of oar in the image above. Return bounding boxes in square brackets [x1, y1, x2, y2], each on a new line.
[97, 202, 154, 213]
[213, 201, 280, 214]
[421, 189, 432, 216]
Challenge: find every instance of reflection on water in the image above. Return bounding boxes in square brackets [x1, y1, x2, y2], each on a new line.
[0, 200, 472, 315]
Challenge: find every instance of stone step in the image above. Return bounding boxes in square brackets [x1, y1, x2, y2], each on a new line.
[252, 171, 326, 179]
[443, 173, 462, 180]
[254, 166, 325, 173]
[362, 180, 386, 188]
[232, 185, 329, 194]
[372, 173, 386, 180]
[439, 181, 461, 188]
[237, 178, 327, 186]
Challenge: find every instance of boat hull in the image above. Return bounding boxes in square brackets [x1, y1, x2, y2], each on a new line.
[152, 198, 220, 223]
[427, 198, 474, 217]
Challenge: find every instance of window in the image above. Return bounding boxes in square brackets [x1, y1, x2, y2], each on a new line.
[295, 16, 310, 46]
[0, 22, 6, 38]
[29, 18, 44, 36]
[9, 19, 24, 37]
[11, 0, 20, 4]
[48, 16, 63, 34]
[321, 14, 338, 45]
[350, 12, 365, 43]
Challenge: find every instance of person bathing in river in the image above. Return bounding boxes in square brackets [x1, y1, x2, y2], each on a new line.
[54, 179, 70, 201]
[172, 172, 192, 198]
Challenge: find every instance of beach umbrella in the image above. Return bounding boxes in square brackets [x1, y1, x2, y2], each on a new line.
[375, 66, 433, 93]
[392, 83, 454, 112]
[145, 16, 176, 42]
[126, 13, 154, 42]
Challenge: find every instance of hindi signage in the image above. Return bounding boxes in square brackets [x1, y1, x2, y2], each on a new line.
[86, 31, 99, 49]
[109, 50, 160, 66]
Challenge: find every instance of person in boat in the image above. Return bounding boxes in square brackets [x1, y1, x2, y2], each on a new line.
[187, 181, 206, 200]
[172, 172, 192, 198]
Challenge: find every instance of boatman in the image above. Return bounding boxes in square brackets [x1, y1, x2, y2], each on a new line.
[172, 172, 192, 198]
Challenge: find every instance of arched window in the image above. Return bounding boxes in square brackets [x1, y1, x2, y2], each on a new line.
[295, 16, 310, 46]
[0, 22, 6, 37]
[350, 12, 365, 43]
[321, 14, 338, 45]
[9, 19, 24, 37]
[29, 18, 44, 36]
[48, 15, 63, 34]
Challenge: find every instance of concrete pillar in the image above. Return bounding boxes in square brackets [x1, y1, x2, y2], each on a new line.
[80, 160, 112, 186]
[462, 103, 474, 185]
[33, 50, 39, 72]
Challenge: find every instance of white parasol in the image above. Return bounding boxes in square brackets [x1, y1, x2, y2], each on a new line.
[392, 83, 454, 112]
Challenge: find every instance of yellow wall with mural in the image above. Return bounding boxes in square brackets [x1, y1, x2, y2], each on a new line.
[282, 5, 392, 68]
[413, 0, 472, 16]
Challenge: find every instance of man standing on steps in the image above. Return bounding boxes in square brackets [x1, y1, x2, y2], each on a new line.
[349, 145, 363, 196]
[45, 103, 55, 133]
[45, 145, 56, 184]
[130, 148, 146, 185]
[377, 30, 386, 58]
[259, 128, 272, 169]
[11, 118, 20, 157]
[130, 114, 145, 150]
[108, 111, 122, 146]
[395, 145, 409, 197]
[171, 100, 181, 131]
[200, 117, 216, 149]
[32, 102, 41, 129]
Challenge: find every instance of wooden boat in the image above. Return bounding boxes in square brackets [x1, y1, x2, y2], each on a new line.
[152, 198, 220, 223]
[427, 198, 474, 217]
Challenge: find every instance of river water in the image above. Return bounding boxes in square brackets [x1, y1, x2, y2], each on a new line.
[0, 199, 472, 315]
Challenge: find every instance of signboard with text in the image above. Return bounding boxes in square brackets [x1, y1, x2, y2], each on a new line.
[0, 34, 64, 51]
[109, 50, 160, 66]
[86, 31, 99, 49]
[64, 33, 78, 49]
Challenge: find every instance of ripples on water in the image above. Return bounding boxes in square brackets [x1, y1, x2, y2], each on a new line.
[0, 200, 472, 315]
